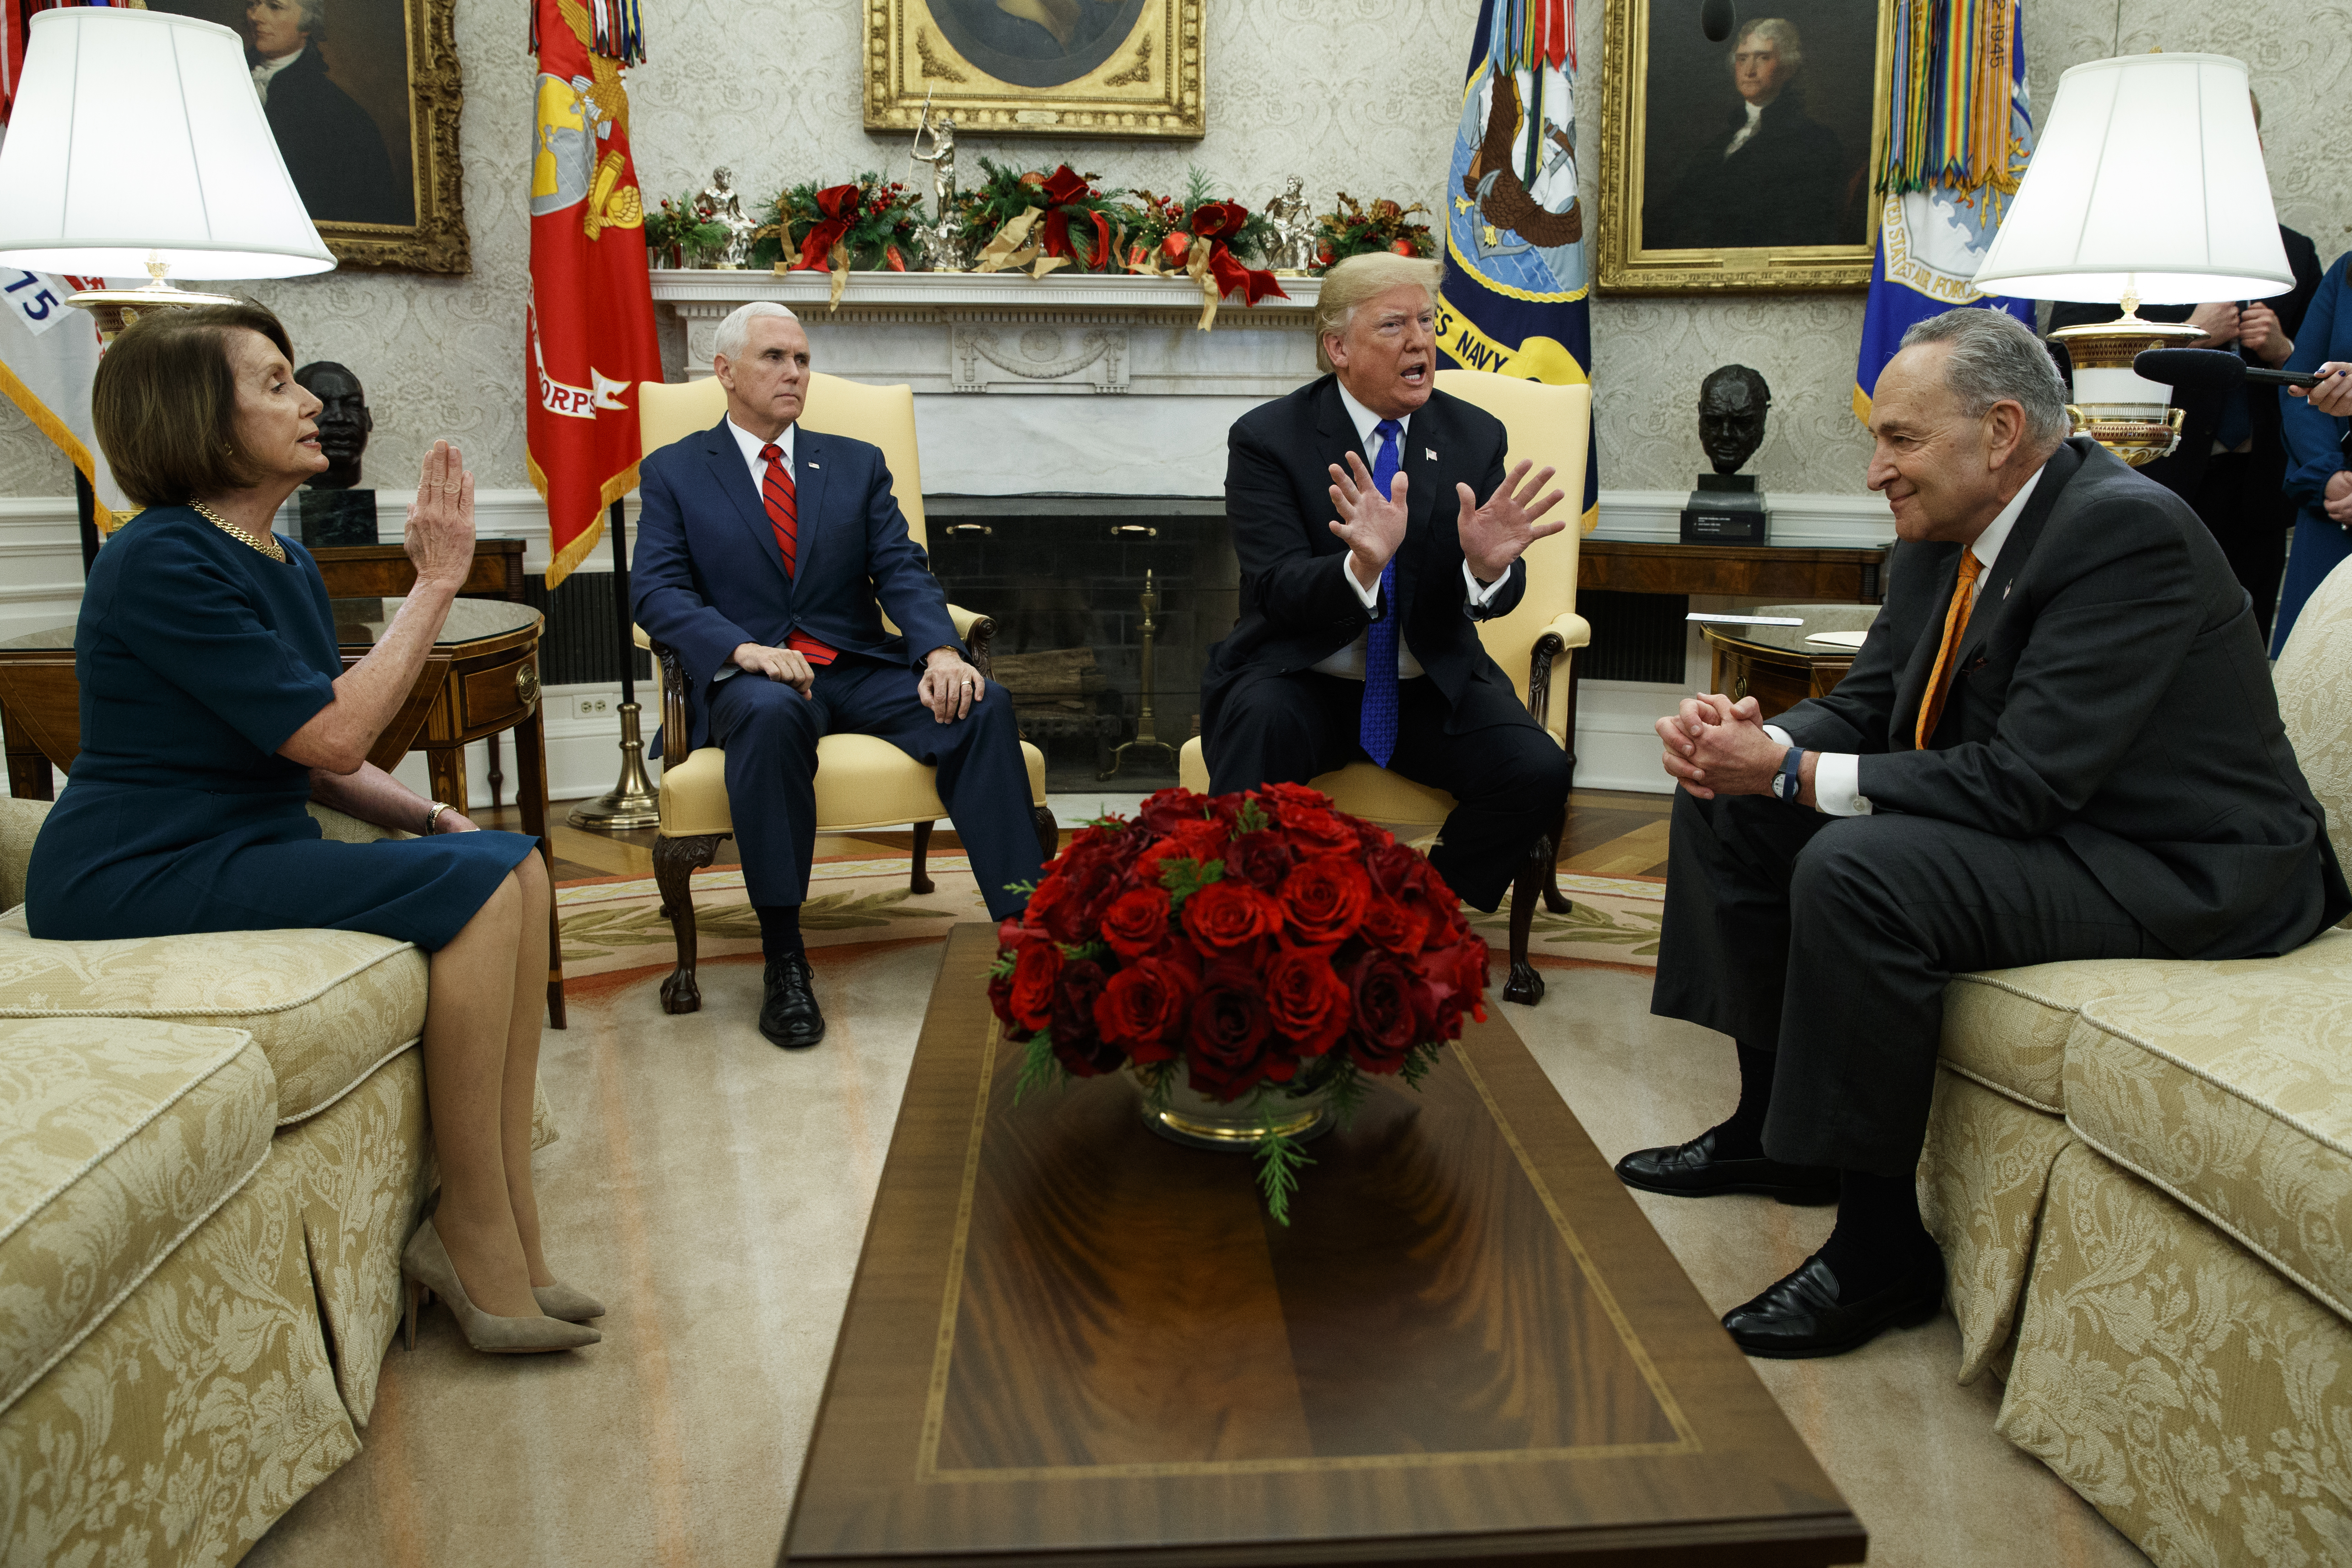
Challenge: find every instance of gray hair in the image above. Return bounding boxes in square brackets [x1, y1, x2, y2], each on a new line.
[1899, 308, 2072, 449]
[292, 0, 328, 39]
[1732, 17, 1803, 70]
[713, 301, 800, 367]
[1314, 253, 1441, 373]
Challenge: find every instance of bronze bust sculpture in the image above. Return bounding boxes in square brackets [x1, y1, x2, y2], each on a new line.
[1698, 363, 1772, 476]
[293, 360, 378, 546]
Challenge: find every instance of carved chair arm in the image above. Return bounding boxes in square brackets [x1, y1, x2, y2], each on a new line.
[947, 603, 995, 680]
[1524, 611, 1592, 735]
[646, 637, 693, 769]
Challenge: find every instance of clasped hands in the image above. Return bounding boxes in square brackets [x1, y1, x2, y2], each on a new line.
[1656, 692, 1803, 802]
[731, 641, 985, 724]
[1326, 452, 1568, 593]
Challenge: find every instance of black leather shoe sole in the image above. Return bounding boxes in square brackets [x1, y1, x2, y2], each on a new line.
[760, 1013, 826, 1050]
[1613, 1131, 1840, 1205]
[1724, 1259, 1944, 1360]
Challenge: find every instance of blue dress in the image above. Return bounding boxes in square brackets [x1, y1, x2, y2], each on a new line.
[2274, 250, 2352, 655]
[25, 507, 536, 951]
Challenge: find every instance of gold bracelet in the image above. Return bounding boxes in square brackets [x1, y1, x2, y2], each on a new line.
[423, 801, 452, 833]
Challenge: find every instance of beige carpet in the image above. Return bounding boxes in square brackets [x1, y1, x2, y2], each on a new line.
[243, 940, 2150, 1568]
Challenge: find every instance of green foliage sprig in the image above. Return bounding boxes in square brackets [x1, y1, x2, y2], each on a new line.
[1311, 192, 1436, 272]
[749, 172, 927, 272]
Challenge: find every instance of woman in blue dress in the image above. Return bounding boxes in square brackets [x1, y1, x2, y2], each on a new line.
[27, 303, 600, 1355]
[2275, 250, 2352, 654]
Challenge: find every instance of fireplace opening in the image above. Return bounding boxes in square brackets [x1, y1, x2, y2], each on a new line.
[926, 497, 1236, 793]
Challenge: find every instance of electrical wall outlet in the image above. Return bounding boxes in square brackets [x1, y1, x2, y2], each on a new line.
[572, 695, 613, 722]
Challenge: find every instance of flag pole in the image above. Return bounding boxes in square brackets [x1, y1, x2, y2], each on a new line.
[566, 498, 662, 830]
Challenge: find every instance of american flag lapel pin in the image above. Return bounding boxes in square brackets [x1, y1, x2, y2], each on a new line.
[2002, 580, 2011, 599]
[1426, 447, 1438, 462]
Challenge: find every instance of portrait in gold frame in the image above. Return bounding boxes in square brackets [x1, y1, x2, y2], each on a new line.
[1596, 0, 1895, 294]
[145, 0, 470, 274]
[864, 0, 1203, 140]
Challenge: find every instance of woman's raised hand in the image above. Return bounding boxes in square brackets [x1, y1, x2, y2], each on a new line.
[405, 440, 476, 592]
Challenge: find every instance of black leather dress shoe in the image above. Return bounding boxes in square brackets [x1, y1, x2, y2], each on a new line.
[1613, 1129, 1839, 1204]
[1721, 1252, 1945, 1359]
[758, 954, 825, 1049]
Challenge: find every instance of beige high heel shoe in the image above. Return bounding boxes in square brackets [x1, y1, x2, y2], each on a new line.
[401, 1221, 601, 1353]
[532, 1281, 606, 1322]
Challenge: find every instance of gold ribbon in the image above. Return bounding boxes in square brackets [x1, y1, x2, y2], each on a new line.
[975, 207, 1043, 273]
[827, 240, 850, 309]
[1185, 236, 1218, 331]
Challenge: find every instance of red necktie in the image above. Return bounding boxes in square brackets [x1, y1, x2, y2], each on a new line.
[760, 442, 835, 666]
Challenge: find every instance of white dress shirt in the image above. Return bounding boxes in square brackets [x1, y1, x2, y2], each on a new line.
[1725, 100, 1766, 158]
[250, 47, 303, 105]
[1768, 463, 2045, 815]
[1311, 380, 1510, 680]
[709, 418, 797, 683]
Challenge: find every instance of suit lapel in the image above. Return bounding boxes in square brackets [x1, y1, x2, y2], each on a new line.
[1396, 402, 1442, 623]
[790, 427, 830, 589]
[700, 419, 793, 595]
[1891, 543, 1963, 749]
[1952, 440, 2082, 672]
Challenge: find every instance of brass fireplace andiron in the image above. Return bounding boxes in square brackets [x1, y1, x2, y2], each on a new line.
[1099, 567, 1176, 780]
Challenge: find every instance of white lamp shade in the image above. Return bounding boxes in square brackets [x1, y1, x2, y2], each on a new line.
[1972, 53, 2289, 304]
[0, 7, 332, 280]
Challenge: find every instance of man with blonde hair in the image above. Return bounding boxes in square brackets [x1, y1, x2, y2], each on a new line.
[1198, 253, 1571, 912]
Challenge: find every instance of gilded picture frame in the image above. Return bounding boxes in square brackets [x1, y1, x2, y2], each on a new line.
[147, 0, 470, 275]
[1596, 0, 1894, 294]
[864, 0, 1203, 141]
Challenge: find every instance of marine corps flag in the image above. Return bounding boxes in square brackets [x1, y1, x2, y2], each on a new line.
[1436, 0, 1597, 532]
[527, 0, 659, 588]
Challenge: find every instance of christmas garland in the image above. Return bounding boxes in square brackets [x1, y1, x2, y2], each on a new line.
[1311, 193, 1436, 272]
[954, 159, 1129, 275]
[749, 173, 926, 304]
[1114, 168, 1286, 329]
[644, 191, 735, 267]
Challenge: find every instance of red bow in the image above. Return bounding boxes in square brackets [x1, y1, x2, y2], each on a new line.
[795, 182, 861, 270]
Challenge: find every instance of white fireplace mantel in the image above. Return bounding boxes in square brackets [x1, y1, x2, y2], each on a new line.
[649, 269, 1325, 496]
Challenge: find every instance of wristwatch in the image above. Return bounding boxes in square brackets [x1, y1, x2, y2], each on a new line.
[422, 800, 453, 833]
[1773, 746, 1805, 804]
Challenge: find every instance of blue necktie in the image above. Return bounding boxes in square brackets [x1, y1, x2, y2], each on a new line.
[1358, 419, 1404, 768]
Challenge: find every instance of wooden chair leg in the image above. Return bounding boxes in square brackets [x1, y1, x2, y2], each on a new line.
[654, 832, 725, 1015]
[1032, 803, 1060, 864]
[910, 820, 937, 895]
[1542, 798, 1573, 915]
[1501, 828, 1554, 1006]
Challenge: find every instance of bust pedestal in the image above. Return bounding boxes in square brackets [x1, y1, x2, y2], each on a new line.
[299, 489, 379, 548]
[1680, 473, 1768, 546]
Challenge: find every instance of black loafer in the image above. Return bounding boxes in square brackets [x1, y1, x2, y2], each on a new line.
[1721, 1251, 1945, 1359]
[1613, 1129, 1839, 1204]
[758, 953, 826, 1050]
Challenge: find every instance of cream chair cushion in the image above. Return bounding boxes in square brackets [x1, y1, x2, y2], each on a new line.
[1178, 738, 1454, 824]
[2062, 929, 2352, 1323]
[660, 737, 1049, 838]
[0, 1017, 275, 1416]
[1942, 931, 2352, 1115]
[2273, 552, 2352, 891]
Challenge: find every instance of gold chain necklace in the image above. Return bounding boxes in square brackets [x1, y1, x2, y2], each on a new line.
[190, 501, 287, 563]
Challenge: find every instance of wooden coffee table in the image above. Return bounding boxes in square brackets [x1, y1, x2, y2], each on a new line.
[780, 925, 1865, 1566]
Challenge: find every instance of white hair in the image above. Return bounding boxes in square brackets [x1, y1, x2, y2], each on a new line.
[714, 301, 800, 367]
[1733, 17, 1804, 70]
[1313, 253, 1442, 373]
[1900, 308, 2073, 449]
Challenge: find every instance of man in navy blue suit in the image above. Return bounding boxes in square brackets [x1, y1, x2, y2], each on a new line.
[632, 302, 1043, 1049]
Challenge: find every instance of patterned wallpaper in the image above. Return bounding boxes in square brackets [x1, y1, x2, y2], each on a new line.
[1, 0, 2343, 500]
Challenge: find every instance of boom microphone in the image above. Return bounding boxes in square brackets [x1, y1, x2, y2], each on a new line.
[2133, 348, 2327, 391]
[1700, 0, 1736, 43]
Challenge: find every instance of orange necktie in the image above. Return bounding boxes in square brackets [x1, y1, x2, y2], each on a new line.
[1915, 550, 1983, 749]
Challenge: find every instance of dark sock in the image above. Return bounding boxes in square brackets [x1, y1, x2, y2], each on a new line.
[1817, 1168, 1937, 1298]
[1705, 1042, 1778, 1159]
[755, 903, 803, 966]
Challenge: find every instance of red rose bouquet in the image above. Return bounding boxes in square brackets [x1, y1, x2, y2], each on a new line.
[988, 784, 1489, 1221]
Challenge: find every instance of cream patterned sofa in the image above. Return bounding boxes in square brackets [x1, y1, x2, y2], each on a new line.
[0, 796, 550, 1566]
[1921, 557, 2352, 1567]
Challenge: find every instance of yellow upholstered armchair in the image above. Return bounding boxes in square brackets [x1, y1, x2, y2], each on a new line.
[633, 372, 1055, 1014]
[1179, 370, 1593, 1005]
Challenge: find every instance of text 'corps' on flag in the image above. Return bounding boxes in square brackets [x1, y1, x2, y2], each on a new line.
[1436, 0, 1598, 531]
[527, 0, 660, 588]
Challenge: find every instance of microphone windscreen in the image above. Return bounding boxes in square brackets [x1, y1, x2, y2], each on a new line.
[1700, 0, 1736, 43]
[2134, 348, 2245, 390]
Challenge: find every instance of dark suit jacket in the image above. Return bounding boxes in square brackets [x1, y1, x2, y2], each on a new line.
[1772, 437, 2349, 959]
[1649, 97, 1849, 250]
[2281, 249, 2352, 516]
[630, 418, 962, 749]
[258, 45, 409, 227]
[1200, 377, 1529, 741]
[2048, 225, 2322, 502]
